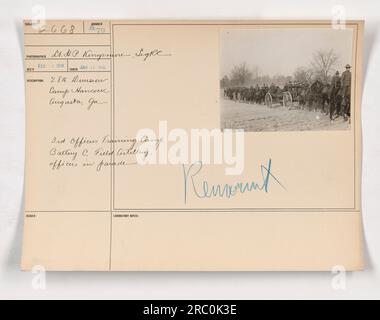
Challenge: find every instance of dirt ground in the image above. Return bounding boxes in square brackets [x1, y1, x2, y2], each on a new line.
[221, 98, 350, 132]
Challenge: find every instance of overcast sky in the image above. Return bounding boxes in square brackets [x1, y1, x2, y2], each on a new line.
[221, 27, 354, 78]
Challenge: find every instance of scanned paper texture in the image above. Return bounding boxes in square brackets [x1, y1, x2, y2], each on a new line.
[22, 20, 364, 271]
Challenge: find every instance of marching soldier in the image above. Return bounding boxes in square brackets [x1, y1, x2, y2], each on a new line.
[341, 64, 351, 120]
[321, 81, 330, 115]
[341, 64, 351, 91]
[330, 71, 341, 121]
[331, 71, 340, 87]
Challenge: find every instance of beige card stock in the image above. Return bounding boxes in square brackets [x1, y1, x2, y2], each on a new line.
[21, 20, 364, 271]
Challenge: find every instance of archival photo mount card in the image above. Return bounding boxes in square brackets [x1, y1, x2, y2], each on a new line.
[22, 20, 364, 271]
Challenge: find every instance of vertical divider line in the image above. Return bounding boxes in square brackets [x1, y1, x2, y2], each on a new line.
[109, 20, 114, 271]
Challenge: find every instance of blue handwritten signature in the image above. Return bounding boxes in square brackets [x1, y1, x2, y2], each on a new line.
[182, 158, 286, 204]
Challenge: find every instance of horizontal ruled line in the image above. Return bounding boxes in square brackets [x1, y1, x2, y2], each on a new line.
[24, 209, 360, 213]
[25, 70, 111, 73]
[24, 32, 110, 35]
[24, 45, 111, 47]
[25, 58, 111, 60]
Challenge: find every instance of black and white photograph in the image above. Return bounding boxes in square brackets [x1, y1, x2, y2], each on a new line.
[220, 27, 354, 131]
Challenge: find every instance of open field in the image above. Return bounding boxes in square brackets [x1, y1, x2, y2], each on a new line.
[221, 98, 350, 132]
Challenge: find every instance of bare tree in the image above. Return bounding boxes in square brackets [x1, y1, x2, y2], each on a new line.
[229, 62, 253, 86]
[220, 75, 230, 88]
[272, 74, 292, 87]
[251, 65, 260, 80]
[311, 49, 339, 82]
[293, 66, 314, 85]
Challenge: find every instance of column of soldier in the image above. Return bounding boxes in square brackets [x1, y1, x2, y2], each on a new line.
[223, 64, 352, 123]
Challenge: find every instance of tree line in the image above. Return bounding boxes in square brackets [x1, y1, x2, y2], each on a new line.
[221, 49, 340, 88]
